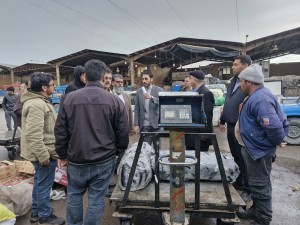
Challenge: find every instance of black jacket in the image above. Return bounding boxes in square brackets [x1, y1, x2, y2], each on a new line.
[55, 82, 129, 164]
[197, 84, 215, 133]
[220, 76, 246, 125]
[65, 66, 85, 94]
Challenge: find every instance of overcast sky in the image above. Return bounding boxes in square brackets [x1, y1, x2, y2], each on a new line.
[1, 0, 300, 66]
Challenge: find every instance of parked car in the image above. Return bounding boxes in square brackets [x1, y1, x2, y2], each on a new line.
[0, 90, 6, 108]
[280, 97, 300, 145]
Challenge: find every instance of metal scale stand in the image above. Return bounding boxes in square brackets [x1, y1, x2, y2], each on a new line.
[118, 92, 236, 225]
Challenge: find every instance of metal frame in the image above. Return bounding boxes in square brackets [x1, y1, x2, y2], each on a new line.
[119, 131, 235, 220]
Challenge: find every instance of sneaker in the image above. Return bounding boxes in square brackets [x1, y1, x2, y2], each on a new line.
[31, 208, 54, 223]
[237, 205, 256, 220]
[240, 191, 251, 202]
[38, 214, 65, 225]
[30, 213, 39, 223]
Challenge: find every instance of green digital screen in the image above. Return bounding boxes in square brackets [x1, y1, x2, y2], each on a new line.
[165, 110, 175, 118]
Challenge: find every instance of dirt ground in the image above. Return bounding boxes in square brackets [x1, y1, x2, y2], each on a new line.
[0, 106, 298, 225]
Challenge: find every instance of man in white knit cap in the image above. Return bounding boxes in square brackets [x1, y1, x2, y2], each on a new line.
[236, 64, 289, 225]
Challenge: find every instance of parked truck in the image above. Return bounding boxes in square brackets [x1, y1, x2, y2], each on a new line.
[281, 97, 300, 145]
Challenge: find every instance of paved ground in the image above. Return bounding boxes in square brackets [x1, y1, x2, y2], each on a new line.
[0, 108, 299, 225]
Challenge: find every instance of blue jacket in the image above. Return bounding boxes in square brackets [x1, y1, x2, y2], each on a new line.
[239, 86, 289, 160]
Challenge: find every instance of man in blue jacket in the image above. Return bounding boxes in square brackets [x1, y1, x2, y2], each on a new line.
[236, 64, 289, 225]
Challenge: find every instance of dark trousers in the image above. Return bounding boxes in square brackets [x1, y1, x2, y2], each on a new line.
[241, 146, 274, 223]
[227, 123, 249, 192]
[185, 134, 210, 152]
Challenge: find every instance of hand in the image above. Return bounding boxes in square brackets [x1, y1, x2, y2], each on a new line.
[40, 159, 50, 166]
[129, 129, 135, 136]
[278, 142, 287, 148]
[134, 126, 140, 134]
[144, 93, 152, 100]
[219, 124, 226, 132]
[58, 159, 68, 167]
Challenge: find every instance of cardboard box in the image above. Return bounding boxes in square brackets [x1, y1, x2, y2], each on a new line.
[54, 167, 68, 186]
[0, 160, 17, 179]
[14, 160, 35, 175]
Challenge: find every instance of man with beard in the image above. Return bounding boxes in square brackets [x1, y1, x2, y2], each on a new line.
[133, 70, 163, 144]
[219, 55, 251, 201]
[100, 67, 112, 92]
[112, 74, 133, 133]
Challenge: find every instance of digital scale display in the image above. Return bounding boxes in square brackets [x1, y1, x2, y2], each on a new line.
[164, 110, 175, 118]
[160, 105, 192, 124]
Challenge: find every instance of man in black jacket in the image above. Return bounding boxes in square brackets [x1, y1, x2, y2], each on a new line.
[65, 65, 86, 94]
[55, 59, 129, 225]
[187, 70, 215, 151]
[219, 55, 251, 198]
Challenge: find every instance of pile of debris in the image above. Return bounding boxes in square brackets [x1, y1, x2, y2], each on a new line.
[265, 75, 300, 96]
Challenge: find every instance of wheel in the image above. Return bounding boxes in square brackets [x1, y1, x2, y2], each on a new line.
[119, 218, 132, 225]
[284, 118, 300, 145]
[7, 146, 17, 160]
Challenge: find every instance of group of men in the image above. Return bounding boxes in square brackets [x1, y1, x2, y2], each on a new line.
[13, 54, 288, 225]
[19, 59, 131, 225]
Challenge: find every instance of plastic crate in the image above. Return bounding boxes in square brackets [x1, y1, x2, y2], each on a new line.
[54, 85, 68, 95]
[51, 97, 61, 104]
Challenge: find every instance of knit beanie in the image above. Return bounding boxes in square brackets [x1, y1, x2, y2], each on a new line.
[238, 64, 264, 84]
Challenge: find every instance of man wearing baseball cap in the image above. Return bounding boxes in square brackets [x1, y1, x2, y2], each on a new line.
[236, 64, 289, 225]
[187, 70, 215, 151]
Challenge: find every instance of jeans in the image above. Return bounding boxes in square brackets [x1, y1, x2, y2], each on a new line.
[4, 111, 17, 130]
[67, 158, 116, 225]
[227, 123, 249, 192]
[241, 146, 274, 223]
[32, 159, 57, 219]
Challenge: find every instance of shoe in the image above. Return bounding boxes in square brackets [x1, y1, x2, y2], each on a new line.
[31, 208, 54, 223]
[109, 180, 117, 188]
[38, 214, 65, 225]
[240, 191, 251, 202]
[30, 213, 38, 223]
[105, 190, 113, 198]
[236, 205, 256, 220]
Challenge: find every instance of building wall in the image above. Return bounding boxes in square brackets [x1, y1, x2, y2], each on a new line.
[269, 62, 300, 77]
[0, 73, 12, 89]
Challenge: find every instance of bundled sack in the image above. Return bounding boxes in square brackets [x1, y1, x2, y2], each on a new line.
[159, 151, 240, 182]
[0, 204, 16, 225]
[117, 142, 154, 191]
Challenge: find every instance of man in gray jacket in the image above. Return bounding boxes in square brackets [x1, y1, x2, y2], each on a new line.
[134, 70, 163, 144]
[3, 86, 17, 131]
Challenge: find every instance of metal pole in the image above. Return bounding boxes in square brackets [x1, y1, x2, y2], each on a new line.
[169, 129, 185, 223]
[56, 64, 61, 86]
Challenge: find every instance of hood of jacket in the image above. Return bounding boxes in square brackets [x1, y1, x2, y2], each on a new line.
[74, 65, 85, 88]
[20, 90, 50, 104]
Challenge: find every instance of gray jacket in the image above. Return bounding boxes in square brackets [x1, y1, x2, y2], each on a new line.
[3, 93, 16, 111]
[134, 85, 163, 129]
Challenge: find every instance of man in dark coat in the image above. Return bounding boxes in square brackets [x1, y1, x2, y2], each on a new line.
[187, 70, 215, 151]
[219, 55, 251, 198]
[65, 65, 86, 94]
[55, 59, 129, 225]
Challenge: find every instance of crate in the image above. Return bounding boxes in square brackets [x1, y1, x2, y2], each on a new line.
[54, 85, 68, 95]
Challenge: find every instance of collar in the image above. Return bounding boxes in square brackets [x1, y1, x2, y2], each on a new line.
[86, 81, 104, 89]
